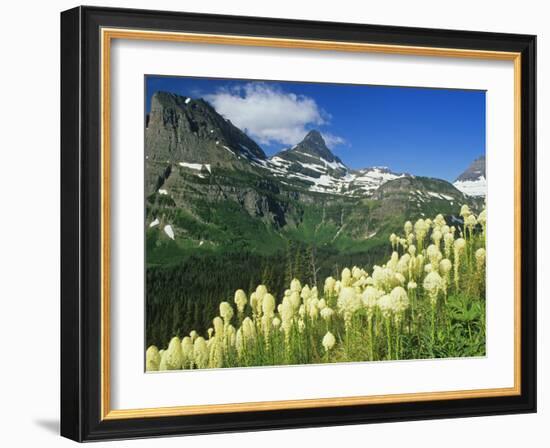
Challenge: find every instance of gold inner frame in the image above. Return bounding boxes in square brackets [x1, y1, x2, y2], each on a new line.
[100, 27, 522, 420]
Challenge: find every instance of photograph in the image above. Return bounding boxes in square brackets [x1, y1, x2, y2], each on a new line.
[144, 76, 487, 371]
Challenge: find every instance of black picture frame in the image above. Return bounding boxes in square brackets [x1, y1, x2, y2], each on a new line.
[61, 5, 536, 442]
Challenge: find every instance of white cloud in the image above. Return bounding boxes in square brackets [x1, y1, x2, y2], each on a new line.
[205, 83, 344, 148]
[322, 133, 347, 149]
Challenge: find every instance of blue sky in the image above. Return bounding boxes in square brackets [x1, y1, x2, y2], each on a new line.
[145, 76, 485, 181]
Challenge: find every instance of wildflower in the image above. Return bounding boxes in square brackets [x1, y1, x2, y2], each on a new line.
[324, 276, 336, 295]
[432, 229, 442, 248]
[159, 336, 183, 370]
[414, 219, 428, 247]
[145, 345, 161, 371]
[404, 221, 413, 235]
[272, 317, 281, 329]
[208, 336, 223, 368]
[341, 267, 352, 286]
[255, 284, 268, 299]
[290, 278, 301, 292]
[189, 330, 198, 342]
[300, 285, 311, 300]
[320, 307, 334, 321]
[318, 298, 327, 309]
[443, 232, 454, 258]
[390, 286, 410, 314]
[362, 286, 381, 310]
[262, 293, 276, 318]
[193, 337, 208, 369]
[338, 287, 362, 327]
[434, 214, 446, 227]
[234, 289, 247, 313]
[377, 294, 394, 318]
[213, 316, 224, 337]
[454, 237, 466, 289]
[289, 291, 301, 310]
[423, 271, 443, 306]
[427, 244, 442, 266]
[408, 245, 416, 256]
[181, 336, 194, 369]
[460, 204, 471, 218]
[476, 248, 486, 270]
[407, 281, 417, 290]
[219, 301, 234, 324]
[322, 332, 336, 352]
[242, 317, 256, 341]
[207, 328, 213, 339]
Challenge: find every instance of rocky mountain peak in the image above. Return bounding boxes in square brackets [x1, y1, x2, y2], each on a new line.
[453, 155, 486, 197]
[455, 155, 485, 182]
[146, 91, 267, 166]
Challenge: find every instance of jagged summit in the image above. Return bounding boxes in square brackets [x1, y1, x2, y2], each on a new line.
[276, 130, 344, 166]
[453, 155, 486, 197]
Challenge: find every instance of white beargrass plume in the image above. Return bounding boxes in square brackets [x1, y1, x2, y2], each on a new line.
[234, 289, 247, 314]
[193, 337, 209, 369]
[478, 209, 487, 238]
[387, 252, 399, 271]
[145, 345, 161, 371]
[377, 294, 394, 318]
[439, 258, 452, 295]
[475, 248, 486, 271]
[290, 278, 301, 293]
[322, 331, 336, 352]
[407, 281, 417, 290]
[341, 267, 352, 287]
[423, 271, 443, 306]
[414, 219, 428, 250]
[208, 336, 223, 368]
[443, 232, 454, 258]
[300, 285, 311, 301]
[390, 233, 398, 250]
[213, 316, 224, 338]
[434, 214, 446, 228]
[394, 272, 406, 286]
[404, 220, 413, 235]
[318, 298, 327, 309]
[242, 317, 256, 342]
[432, 229, 442, 249]
[235, 328, 244, 356]
[207, 328, 213, 339]
[465, 214, 477, 238]
[181, 336, 194, 369]
[289, 291, 301, 310]
[424, 263, 433, 273]
[427, 244, 443, 267]
[415, 254, 425, 278]
[453, 238, 467, 290]
[396, 254, 411, 276]
[219, 301, 234, 325]
[160, 336, 183, 370]
[225, 324, 236, 347]
[262, 293, 276, 318]
[337, 286, 362, 328]
[460, 204, 471, 219]
[272, 317, 281, 329]
[249, 292, 260, 317]
[320, 307, 334, 322]
[189, 330, 198, 342]
[390, 286, 410, 315]
[324, 276, 336, 296]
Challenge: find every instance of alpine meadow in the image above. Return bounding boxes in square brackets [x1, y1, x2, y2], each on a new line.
[144, 77, 487, 371]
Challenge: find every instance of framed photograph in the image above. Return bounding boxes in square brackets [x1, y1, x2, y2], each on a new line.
[60, 6, 536, 442]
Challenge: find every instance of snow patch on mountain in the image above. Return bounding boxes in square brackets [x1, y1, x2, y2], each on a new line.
[453, 176, 487, 197]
